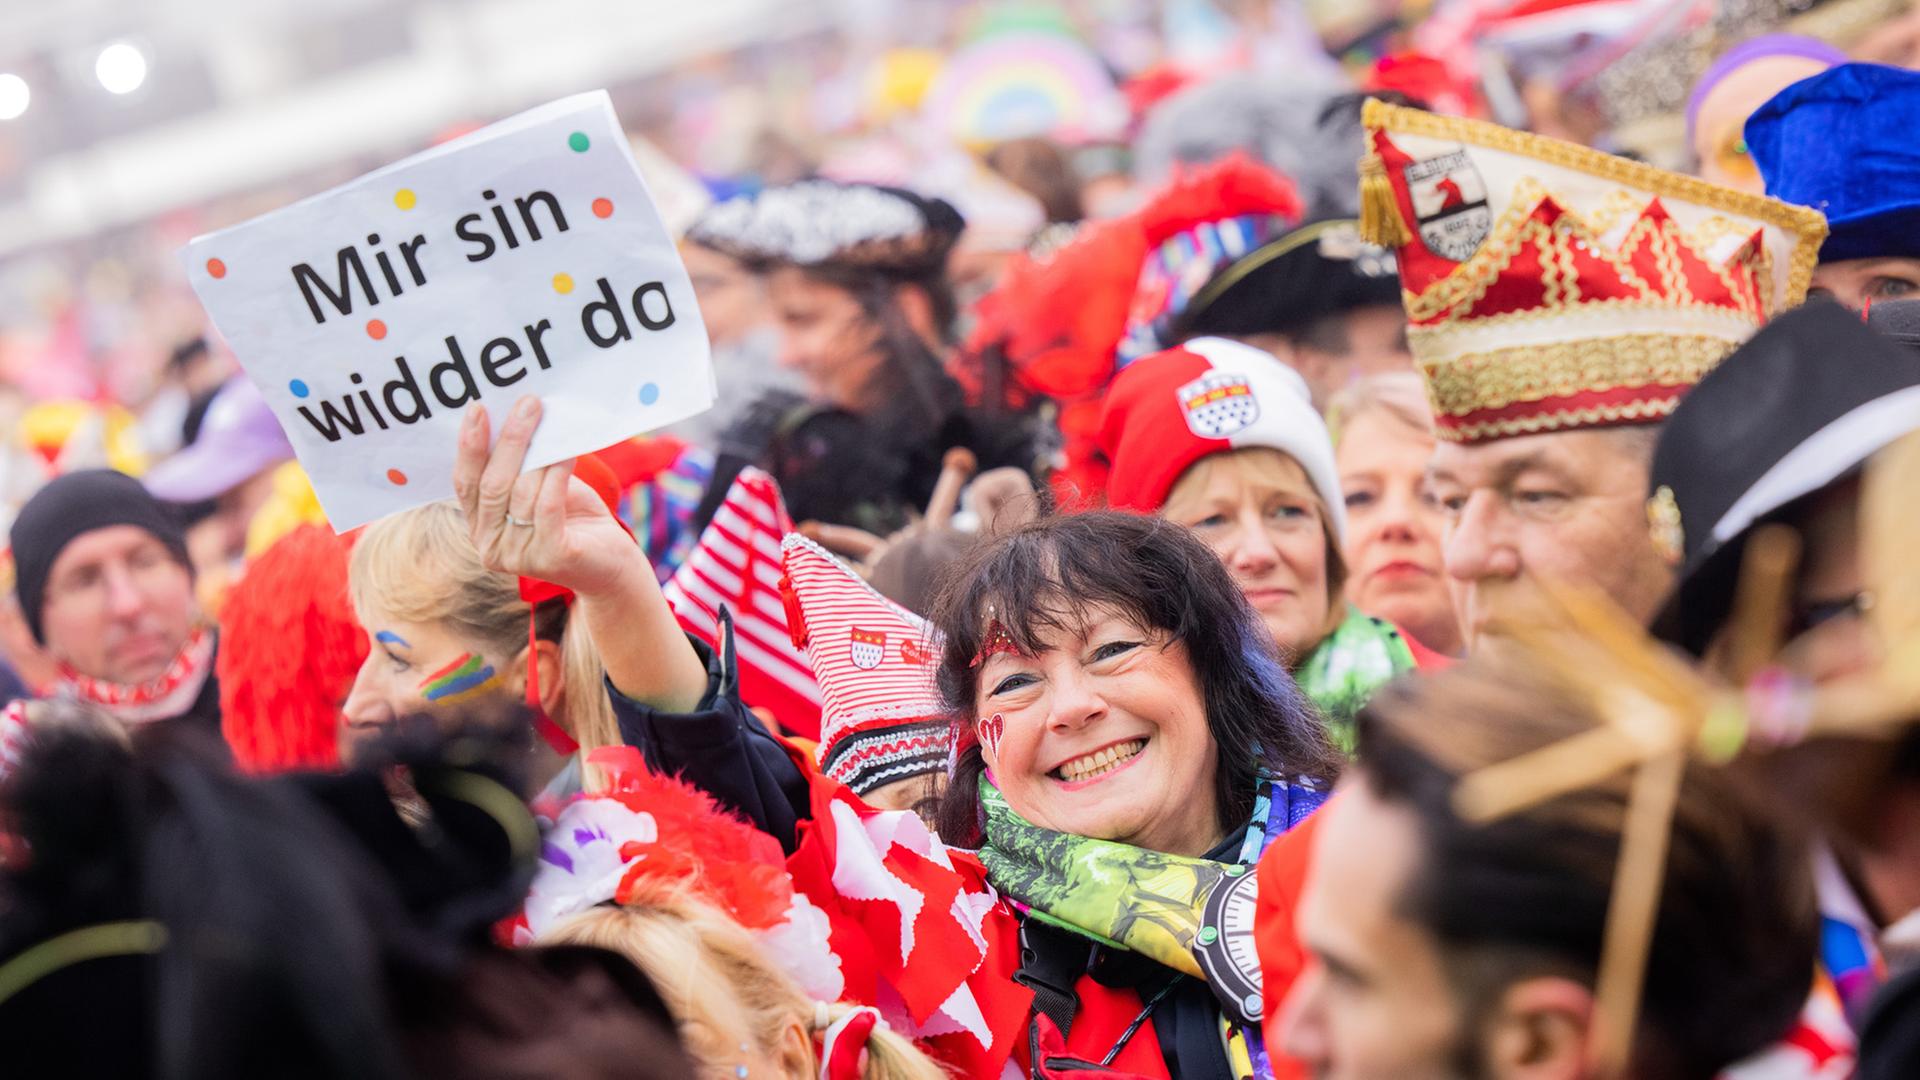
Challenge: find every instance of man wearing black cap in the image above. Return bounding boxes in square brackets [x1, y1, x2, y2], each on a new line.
[1649, 299, 1920, 1053]
[9, 469, 219, 732]
[1170, 219, 1411, 409]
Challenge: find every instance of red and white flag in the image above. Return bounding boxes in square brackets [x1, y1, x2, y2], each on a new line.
[662, 469, 823, 741]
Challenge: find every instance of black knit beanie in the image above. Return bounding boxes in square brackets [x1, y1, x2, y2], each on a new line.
[11, 470, 192, 644]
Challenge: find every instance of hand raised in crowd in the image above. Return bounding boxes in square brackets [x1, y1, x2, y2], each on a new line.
[451, 394, 707, 712]
[451, 396, 642, 599]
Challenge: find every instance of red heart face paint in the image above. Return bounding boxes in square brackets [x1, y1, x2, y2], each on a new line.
[978, 712, 1006, 762]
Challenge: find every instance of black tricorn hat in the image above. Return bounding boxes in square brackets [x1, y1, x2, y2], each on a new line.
[1650, 299, 1920, 655]
[1170, 218, 1400, 343]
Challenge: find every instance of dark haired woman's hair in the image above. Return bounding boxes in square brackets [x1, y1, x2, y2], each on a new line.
[984, 137, 1085, 223]
[0, 704, 690, 1080]
[1354, 664, 1816, 1080]
[930, 512, 1340, 846]
[732, 263, 1034, 536]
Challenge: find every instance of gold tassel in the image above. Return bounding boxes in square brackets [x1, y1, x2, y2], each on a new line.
[1358, 145, 1412, 248]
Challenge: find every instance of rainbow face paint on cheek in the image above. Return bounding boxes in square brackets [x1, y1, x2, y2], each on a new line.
[419, 652, 501, 704]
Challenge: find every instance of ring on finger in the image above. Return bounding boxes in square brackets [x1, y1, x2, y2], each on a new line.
[504, 512, 535, 528]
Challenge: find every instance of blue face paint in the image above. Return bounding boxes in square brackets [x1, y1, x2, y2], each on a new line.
[375, 631, 411, 648]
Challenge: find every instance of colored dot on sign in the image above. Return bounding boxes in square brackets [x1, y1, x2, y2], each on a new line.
[366, 319, 387, 340]
[386, 468, 408, 486]
[568, 132, 590, 152]
[639, 383, 660, 406]
[591, 197, 613, 218]
[552, 272, 575, 295]
[206, 258, 227, 279]
[394, 188, 417, 210]
[289, 379, 310, 398]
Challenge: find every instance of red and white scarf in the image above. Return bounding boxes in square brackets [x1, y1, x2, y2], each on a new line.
[53, 625, 216, 726]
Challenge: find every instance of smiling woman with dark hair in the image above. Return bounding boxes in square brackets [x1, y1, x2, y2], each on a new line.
[932, 511, 1339, 850]
[450, 402, 1342, 1080]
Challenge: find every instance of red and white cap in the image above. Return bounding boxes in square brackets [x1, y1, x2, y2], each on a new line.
[779, 534, 948, 797]
[1097, 336, 1345, 541]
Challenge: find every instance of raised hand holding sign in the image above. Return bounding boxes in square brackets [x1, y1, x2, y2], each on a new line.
[182, 91, 714, 529]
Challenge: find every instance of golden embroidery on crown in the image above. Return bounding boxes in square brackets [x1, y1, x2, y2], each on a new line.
[1401, 179, 1772, 328]
[1416, 335, 1730, 418]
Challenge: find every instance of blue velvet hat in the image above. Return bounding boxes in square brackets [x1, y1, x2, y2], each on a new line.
[1747, 63, 1920, 263]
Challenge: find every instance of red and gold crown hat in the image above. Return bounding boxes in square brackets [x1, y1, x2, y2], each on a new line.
[1357, 98, 1828, 445]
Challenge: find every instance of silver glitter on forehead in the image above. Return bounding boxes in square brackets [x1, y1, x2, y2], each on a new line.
[693, 181, 931, 267]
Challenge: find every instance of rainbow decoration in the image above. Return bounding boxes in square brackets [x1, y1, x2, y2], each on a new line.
[420, 653, 501, 704]
[920, 32, 1124, 147]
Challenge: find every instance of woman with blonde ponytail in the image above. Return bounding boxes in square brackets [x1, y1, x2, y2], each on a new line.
[343, 498, 622, 796]
[548, 882, 947, 1080]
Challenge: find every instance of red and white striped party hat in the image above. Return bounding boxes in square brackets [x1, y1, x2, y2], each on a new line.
[779, 534, 949, 796]
[663, 469, 822, 740]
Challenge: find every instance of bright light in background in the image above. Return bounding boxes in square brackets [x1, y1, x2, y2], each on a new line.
[0, 74, 27, 120]
[95, 43, 148, 95]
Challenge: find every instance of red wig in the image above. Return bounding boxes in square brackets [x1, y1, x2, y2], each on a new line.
[216, 525, 367, 772]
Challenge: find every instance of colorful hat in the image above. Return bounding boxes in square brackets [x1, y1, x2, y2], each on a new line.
[1359, 98, 1825, 444]
[143, 376, 294, 503]
[1747, 63, 1920, 263]
[1650, 300, 1920, 655]
[662, 468, 822, 741]
[1098, 337, 1345, 536]
[1115, 155, 1306, 365]
[1684, 34, 1846, 144]
[954, 155, 1303, 508]
[779, 534, 947, 797]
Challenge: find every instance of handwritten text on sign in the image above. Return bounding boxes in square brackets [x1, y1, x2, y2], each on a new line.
[182, 91, 714, 530]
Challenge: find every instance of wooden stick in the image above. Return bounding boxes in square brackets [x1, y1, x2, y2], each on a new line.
[1589, 749, 1685, 1079]
[1724, 525, 1801, 685]
[1865, 431, 1920, 657]
[1453, 726, 1643, 823]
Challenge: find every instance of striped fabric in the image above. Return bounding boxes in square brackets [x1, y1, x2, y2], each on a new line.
[663, 469, 823, 740]
[780, 534, 949, 795]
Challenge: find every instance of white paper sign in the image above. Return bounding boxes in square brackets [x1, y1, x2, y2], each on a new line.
[181, 91, 714, 530]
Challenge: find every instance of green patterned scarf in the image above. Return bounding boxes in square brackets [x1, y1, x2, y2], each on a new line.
[977, 777, 1240, 979]
[1292, 605, 1417, 753]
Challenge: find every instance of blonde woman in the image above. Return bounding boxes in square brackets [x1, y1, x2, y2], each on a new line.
[1326, 373, 1462, 657]
[550, 883, 946, 1080]
[343, 499, 622, 798]
[1098, 339, 1447, 751]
